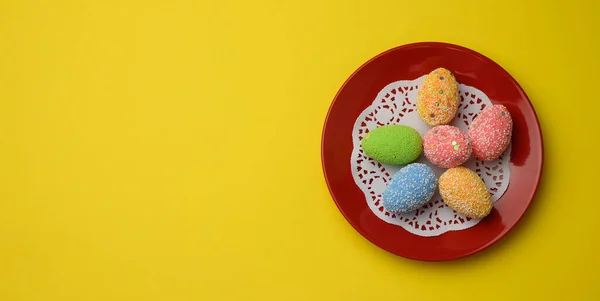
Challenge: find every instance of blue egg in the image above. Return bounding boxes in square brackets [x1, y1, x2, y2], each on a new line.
[382, 163, 437, 214]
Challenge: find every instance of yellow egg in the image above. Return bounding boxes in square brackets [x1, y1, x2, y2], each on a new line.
[417, 68, 459, 126]
[439, 167, 492, 219]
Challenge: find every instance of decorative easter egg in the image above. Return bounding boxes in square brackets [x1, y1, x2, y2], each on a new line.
[439, 167, 492, 219]
[382, 163, 437, 214]
[417, 68, 460, 126]
[423, 125, 471, 168]
[361, 125, 422, 165]
[468, 104, 513, 161]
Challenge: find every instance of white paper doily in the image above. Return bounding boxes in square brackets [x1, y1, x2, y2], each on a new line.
[351, 75, 511, 237]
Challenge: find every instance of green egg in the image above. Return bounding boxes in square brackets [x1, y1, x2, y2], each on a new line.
[361, 125, 423, 165]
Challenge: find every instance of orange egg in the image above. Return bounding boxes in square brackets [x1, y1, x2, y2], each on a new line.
[439, 167, 492, 219]
[417, 68, 459, 126]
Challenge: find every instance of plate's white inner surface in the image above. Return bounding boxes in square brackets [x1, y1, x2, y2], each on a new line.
[350, 75, 511, 237]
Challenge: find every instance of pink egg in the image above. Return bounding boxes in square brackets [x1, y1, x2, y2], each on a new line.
[423, 125, 471, 168]
[468, 104, 513, 161]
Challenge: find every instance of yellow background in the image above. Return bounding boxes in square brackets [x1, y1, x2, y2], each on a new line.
[0, 0, 598, 300]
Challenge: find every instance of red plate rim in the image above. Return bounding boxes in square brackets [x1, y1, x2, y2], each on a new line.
[321, 42, 544, 261]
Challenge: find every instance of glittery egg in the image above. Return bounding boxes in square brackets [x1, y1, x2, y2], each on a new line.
[468, 104, 513, 161]
[417, 68, 460, 126]
[361, 125, 422, 165]
[382, 163, 437, 214]
[423, 125, 471, 168]
[439, 167, 492, 219]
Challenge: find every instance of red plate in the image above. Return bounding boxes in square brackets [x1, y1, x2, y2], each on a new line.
[321, 42, 543, 261]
